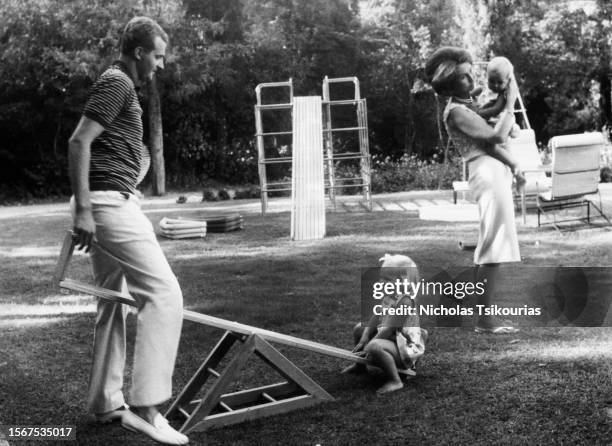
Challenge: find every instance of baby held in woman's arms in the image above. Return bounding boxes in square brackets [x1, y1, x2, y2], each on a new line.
[479, 56, 521, 137]
[475, 56, 526, 192]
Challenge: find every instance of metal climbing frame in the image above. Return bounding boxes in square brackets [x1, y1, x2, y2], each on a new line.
[254, 79, 294, 214]
[322, 76, 372, 211]
[254, 77, 372, 214]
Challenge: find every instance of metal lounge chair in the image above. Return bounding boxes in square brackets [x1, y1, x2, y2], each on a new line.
[506, 128, 551, 223]
[536, 132, 611, 230]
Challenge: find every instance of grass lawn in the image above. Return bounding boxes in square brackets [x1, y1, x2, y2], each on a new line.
[1, 199, 611, 445]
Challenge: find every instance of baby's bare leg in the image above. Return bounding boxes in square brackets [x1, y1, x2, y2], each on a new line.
[364, 339, 404, 394]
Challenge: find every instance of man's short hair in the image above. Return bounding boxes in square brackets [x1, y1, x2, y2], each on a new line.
[120, 16, 168, 56]
[424, 46, 473, 96]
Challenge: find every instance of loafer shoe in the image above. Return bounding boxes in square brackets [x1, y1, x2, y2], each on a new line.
[121, 411, 188, 445]
[94, 404, 129, 424]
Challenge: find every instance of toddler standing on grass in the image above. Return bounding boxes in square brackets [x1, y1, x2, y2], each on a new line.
[343, 254, 428, 394]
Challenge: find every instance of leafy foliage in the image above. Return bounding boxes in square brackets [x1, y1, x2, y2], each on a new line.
[0, 0, 148, 201]
[488, 0, 612, 141]
[0, 0, 611, 201]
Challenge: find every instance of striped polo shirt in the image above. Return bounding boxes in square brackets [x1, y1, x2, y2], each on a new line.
[83, 61, 150, 193]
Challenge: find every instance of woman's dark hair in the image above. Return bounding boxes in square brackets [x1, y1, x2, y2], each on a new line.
[120, 16, 168, 56]
[424, 46, 473, 96]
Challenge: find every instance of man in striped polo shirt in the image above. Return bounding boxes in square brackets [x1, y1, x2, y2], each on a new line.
[68, 17, 188, 445]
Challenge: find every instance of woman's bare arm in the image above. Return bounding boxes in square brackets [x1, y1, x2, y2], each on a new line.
[449, 76, 519, 145]
[449, 106, 514, 145]
[450, 109, 520, 172]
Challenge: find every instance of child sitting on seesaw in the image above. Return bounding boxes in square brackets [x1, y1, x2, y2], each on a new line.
[343, 254, 428, 394]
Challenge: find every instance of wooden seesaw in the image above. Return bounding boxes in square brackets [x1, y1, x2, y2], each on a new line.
[54, 231, 412, 433]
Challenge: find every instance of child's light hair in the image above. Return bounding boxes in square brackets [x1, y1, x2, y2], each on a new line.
[379, 254, 420, 284]
[379, 253, 416, 269]
[487, 56, 514, 78]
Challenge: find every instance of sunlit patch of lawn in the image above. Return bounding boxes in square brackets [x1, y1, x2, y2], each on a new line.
[1, 203, 611, 445]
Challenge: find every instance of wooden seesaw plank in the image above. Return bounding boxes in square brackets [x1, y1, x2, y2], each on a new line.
[182, 310, 368, 364]
[58, 275, 365, 364]
[58, 278, 366, 364]
[55, 230, 366, 365]
[60, 279, 138, 307]
[54, 231, 77, 284]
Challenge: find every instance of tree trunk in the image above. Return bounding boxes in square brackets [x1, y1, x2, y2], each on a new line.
[602, 73, 612, 127]
[147, 75, 166, 196]
[404, 90, 415, 156]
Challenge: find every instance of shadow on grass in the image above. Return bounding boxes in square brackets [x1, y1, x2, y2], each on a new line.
[1, 208, 612, 444]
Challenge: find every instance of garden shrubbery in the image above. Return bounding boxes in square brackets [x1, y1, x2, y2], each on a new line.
[326, 155, 462, 196]
[371, 154, 463, 193]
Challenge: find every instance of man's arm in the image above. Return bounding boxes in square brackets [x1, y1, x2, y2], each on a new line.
[68, 116, 105, 252]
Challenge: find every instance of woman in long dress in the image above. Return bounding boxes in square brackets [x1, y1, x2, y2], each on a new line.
[424, 47, 522, 333]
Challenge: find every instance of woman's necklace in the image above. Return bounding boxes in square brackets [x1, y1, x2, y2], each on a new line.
[452, 96, 473, 105]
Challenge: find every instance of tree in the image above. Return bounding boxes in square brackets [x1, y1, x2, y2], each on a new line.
[2, 0, 610, 201]
[0, 0, 141, 200]
[243, 0, 363, 94]
[488, 0, 612, 141]
[356, 0, 492, 158]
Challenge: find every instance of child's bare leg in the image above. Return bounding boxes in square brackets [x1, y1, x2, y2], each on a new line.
[365, 339, 403, 394]
[352, 322, 364, 346]
[341, 323, 368, 374]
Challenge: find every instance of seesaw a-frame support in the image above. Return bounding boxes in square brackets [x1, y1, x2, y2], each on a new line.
[54, 231, 381, 433]
[164, 331, 332, 433]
